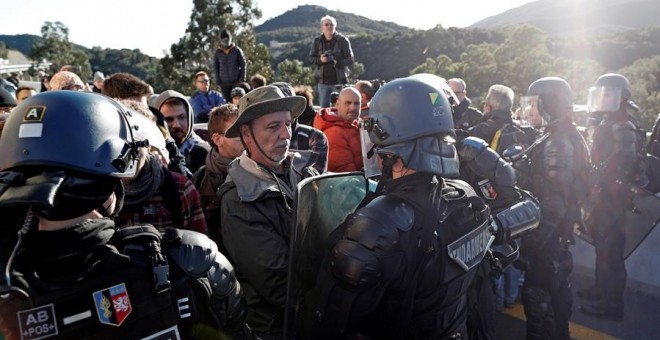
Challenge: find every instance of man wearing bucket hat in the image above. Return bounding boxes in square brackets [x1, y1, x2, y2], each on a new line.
[217, 85, 319, 339]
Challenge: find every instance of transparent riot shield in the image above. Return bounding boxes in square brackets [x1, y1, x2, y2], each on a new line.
[580, 189, 660, 259]
[621, 191, 660, 259]
[284, 172, 368, 339]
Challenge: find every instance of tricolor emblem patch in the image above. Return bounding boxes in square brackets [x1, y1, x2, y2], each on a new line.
[93, 283, 132, 327]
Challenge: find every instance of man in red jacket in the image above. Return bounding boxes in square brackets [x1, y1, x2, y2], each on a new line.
[314, 87, 363, 172]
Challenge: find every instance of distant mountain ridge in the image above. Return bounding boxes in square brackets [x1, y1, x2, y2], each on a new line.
[471, 0, 659, 34]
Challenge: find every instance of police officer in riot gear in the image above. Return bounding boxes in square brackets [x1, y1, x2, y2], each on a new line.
[0, 91, 245, 339]
[315, 75, 492, 339]
[517, 77, 591, 340]
[578, 73, 646, 320]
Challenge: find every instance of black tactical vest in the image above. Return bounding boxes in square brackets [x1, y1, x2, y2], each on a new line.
[0, 226, 205, 340]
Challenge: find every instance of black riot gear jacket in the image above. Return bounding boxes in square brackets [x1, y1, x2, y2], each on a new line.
[317, 173, 491, 339]
[0, 222, 245, 340]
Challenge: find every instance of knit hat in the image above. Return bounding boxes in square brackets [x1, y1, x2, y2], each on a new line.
[221, 29, 232, 40]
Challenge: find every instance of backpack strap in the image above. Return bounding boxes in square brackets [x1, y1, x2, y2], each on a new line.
[113, 225, 171, 294]
[160, 167, 184, 229]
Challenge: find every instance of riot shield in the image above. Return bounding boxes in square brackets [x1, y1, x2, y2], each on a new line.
[621, 191, 660, 259]
[284, 172, 368, 339]
[579, 190, 660, 259]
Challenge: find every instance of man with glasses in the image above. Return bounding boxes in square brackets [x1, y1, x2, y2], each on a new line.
[309, 15, 355, 108]
[190, 71, 226, 123]
[448, 78, 484, 130]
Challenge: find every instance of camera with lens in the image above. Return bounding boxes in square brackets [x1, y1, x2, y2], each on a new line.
[322, 50, 335, 63]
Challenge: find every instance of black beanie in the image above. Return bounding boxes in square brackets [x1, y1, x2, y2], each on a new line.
[221, 29, 232, 40]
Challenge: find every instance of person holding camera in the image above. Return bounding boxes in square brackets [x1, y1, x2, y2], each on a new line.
[309, 15, 354, 108]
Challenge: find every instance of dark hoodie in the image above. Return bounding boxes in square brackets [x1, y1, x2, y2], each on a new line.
[154, 90, 210, 174]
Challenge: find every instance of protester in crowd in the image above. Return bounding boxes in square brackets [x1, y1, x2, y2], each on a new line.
[250, 73, 267, 90]
[15, 86, 37, 104]
[354, 80, 375, 118]
[272, 81, 328, 174]
[192, 104, 244, 238]
[313, 87, 362, 172]
[190, 70, 226, 123]
[229, 87, 245, 105]
[217, 85, 318, 338]
[91, 71, 105, 93]
[309, 15, 355, 107]
[449, 77, 484, 130]
[294, 85, 317, 127]
[214, 28, 247, 100]
[155, 90, 211, 174]
[50, 71, 86, 91]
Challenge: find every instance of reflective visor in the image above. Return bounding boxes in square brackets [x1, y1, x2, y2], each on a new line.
[587, 86, 622, 113]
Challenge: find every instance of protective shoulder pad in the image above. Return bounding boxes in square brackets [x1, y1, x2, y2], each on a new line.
[457, 136, 489, 162]
[163, 228, 224, 277]
[343, 195, 413, 256]
[360, 195, 414, 232]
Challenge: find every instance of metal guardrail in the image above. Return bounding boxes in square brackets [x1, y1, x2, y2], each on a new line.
[0, 63, 33, 74]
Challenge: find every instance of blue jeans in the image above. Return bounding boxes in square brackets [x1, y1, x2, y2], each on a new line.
[494, 264, 522, 307]
[317, 83, 336, 108]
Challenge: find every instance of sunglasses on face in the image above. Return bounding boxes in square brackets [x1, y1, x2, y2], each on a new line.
[197, 79, 210, 84]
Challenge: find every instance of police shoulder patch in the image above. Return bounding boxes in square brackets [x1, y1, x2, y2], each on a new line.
[93, 283, 133, 327]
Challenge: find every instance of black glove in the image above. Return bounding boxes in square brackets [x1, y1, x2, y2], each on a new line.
[165, 139, 193, 179]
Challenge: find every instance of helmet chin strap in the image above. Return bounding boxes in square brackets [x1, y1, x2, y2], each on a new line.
[380, 155, 397, 180]
[97, 182, 125, 219]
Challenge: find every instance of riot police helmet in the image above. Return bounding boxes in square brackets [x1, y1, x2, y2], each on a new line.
[0, 91, 145, 220]
[361, 74, 459, 178]
[587, 73, 638, 114]
[519, 76, 573, 126]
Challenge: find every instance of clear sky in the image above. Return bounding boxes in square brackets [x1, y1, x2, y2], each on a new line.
[1, 0, 535, 58]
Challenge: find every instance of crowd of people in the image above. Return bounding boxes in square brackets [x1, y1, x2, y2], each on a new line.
[0, 14, 657, 340]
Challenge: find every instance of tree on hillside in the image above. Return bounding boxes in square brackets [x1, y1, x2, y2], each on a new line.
[410, 55, 456, 78]
[619, 56, 660, 130]
[29, 21, 91, 80]
[87, 47, 166, 91]
[494, 25, 553, 96]
[272, 59, 314, 86]
[160, 0, 270, 92]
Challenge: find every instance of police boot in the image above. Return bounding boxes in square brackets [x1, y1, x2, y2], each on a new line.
[576, 285, 601, 301]
[579, 299, 623, 321]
